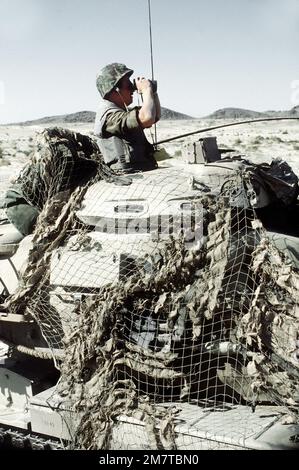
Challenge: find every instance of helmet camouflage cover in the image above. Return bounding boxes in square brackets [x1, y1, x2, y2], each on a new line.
[96, 63, 134, 98]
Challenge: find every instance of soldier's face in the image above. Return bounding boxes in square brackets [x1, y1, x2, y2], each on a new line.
[118, 76, 134, 105]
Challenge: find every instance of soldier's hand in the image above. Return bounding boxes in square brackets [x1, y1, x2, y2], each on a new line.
[135, 77, 152, 94]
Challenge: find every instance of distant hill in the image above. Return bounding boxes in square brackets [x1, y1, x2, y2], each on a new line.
[206, 107, 264, 119]
[205, 106, 299, 119]
[14, 111, 95, 126]
[8, 105, 299, 126]
[13, 107, 193, 126]
[160, 108, 193, 120]
[286, 105, 299, 116]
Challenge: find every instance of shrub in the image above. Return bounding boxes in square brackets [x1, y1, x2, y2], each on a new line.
[251, 135, 264, 145]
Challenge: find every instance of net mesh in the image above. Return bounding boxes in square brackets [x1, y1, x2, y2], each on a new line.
[4, 127, 299, 450]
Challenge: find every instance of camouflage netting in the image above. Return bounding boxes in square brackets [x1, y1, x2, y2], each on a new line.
[13, 127, 101, 209]
[5, 127, 299, 449]
[6, 128, 119, 319]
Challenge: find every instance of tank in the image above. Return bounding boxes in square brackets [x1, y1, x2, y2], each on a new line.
[0, 129, 298, 450]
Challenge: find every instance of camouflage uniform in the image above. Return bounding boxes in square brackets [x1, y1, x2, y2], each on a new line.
[4, 188, 40, 236]
[94, 63, 157, 172]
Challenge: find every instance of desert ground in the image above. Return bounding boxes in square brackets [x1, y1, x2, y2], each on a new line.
[0, 118, 299, 203]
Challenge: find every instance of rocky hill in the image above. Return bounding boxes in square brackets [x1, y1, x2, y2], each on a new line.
[9, 106, 299, 126]
[205, 106, 299, 119]
[206, 107, 264, 119]
[160, 108, 193, 120]
[14, 107, 193, 126]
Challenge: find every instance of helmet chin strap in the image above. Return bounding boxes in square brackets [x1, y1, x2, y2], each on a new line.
[116, 89, 128, 111]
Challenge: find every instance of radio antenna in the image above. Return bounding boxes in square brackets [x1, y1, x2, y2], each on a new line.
[148, 0, 155, 82]
[147, 0, 157, 145]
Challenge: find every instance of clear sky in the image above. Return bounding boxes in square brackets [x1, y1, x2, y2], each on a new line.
[0, 0, 298, 123]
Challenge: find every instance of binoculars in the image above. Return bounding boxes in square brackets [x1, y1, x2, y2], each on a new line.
[132, 79, 157, 93]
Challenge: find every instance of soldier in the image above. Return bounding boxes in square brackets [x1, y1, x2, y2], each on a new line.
[94, 62, 161, 172]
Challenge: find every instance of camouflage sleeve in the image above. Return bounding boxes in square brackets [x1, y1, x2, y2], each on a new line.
[103, 107, 141, 138]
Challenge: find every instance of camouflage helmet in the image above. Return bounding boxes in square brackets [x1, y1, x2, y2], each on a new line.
[96, 63, 134, 98]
